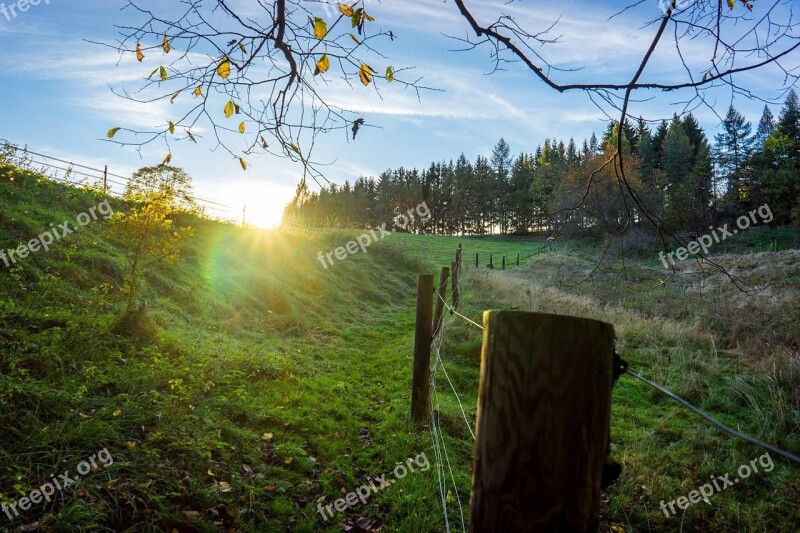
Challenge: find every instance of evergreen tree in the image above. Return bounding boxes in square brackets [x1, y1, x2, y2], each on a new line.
[714, 105, 753, 208]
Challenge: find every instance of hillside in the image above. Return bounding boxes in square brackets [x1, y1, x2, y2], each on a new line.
[2, 164, 800, 532]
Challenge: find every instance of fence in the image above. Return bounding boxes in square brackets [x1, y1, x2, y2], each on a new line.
[0, 139, 240, 222]
[413, 244, 800, 532]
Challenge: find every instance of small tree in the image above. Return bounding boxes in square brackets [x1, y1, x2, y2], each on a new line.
[109, 166, 196, 312]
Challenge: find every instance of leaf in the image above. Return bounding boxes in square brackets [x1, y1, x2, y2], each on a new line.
[363, 11, 375, 22]
[315, 54, 330, 75]
[107, 127, 121, 139]
[187, 131, 196, 143]
[284, 457, 293, 465]
[162, 35, 171, 54]
[386, 66, 394, 82]
[163, 153, 172, 165]
[148, 67, 159, 78]
[313, 17, 328, 40]
[170, 91, 180, 104]
[193, 86, 202, 97]
[349, 33, 360, 44]
[238, 42, 247, 54]
[238, 121, 246, 134]
[290, 143, 300, 154]
[136, 42, 144, 62]
[168, 121, 175, 134]
[351, 8, 363, 27]
[224, 101, 235, 118]
[352, 118, 365, 140]
[218, 58, 231, 79]
[240, 157, 248, 171]
[261, 432, 273, 442]
[265, 485, 276, 491]
[261, 136, 268, 149]
[358, 64, 373, 86]
[159, 66, 168, 81]
[113, 409, 122, 417]
[338, 3, 354, 16]
[727, 0, 735, 8]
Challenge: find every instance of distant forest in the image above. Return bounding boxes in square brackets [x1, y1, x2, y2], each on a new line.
[285, 90, 800, 237]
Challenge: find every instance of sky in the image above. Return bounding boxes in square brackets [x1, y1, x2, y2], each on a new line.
[0, 0, 796, 227]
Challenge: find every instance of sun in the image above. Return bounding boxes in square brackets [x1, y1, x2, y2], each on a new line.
[199, 180, 297, 229]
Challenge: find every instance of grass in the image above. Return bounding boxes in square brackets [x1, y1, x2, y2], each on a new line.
[1, 160, 799, 531]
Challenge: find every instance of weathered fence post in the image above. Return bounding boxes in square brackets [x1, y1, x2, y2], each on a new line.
[469, 311, 616, 532]
[501, 256, 506, 270]
[411, 275, 434, 422]
[489, 254, 493, 269]
[475, 252, 479, 269]
[432, 267, 450, 338]
[450, 261, 460, 313]
[516, 253, 520, 266]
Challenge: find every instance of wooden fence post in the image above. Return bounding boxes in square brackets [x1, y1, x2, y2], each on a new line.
[501, 256, 506, 270]
[516, 253, 520, 266]
[469, 311, 616, 532]
[432, 267, 450, 338]
[411, 275, 434, 423]
[450, 261, 459, 312]
[489, 254, 493, 269]
[475, 252, 479, 269]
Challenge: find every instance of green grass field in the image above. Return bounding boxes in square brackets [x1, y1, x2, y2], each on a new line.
[1, 166, 799, 531]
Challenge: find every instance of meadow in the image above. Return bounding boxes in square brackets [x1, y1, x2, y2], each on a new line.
[1, 166, 799, 531]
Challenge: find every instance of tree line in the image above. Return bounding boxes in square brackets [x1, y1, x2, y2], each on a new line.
[285, 90, 800, 237]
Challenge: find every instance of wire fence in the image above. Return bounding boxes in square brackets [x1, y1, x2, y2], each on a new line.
[419, 244, 800, 531]
[1, 139, 240, 219]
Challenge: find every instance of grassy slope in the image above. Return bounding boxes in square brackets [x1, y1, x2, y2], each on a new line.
[2, 162, 799, 531]
[0, 168, 476, 532]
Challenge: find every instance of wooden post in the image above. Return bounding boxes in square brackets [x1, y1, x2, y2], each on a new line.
[475, 252, 479, 269]
[411, 275, 434, 423]
[432, 267, 450, 338]
[489, 254, 493, 269]
[469, 311, 616, 532]
[516, 253, 520, 266]
[450, 260, 460, 313]
[501, 256, 506, 270]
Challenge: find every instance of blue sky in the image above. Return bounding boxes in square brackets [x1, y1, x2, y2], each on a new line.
[0, 0, 795, 227]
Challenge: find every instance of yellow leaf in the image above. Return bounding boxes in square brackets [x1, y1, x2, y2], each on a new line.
[207, 469, 215, 476]
[340, 487, 347, 494]
[107, 127, 121, 139]
[187, 130, 196, 142]
[316, 54, 330, 74]
[136, 42, 144, 62]
[313, 17, 328, 40]
[338, 3, 354, 16]
[224, 101, 235, 118]
[107, 479, 119, 489]
[168, 121, 175, 134]
[113, 409, 122, 417]
[290, 143, 300, 154]
[349, 33, 360, 44]
[79, 412, 90, 418]
[727, 0, 735, 8]
[358, 64, 373, 86]
[238, 121, 246, 134]
[363, 11, 375, 22]
[163, 153, 172, 165]
[218, 58, 231, 79]
[159, 66, 168, 81]
[261, 432, 273, 441]
[148, 67, 159, 78]
[170, 91, 180, 104]
[127, 441, 137, 449]
[265, 485, 276, 491]
[162, 35, 171, 54]
[386, 66, 394, 82]
[238, 42, 247, 54]
[193, 86, 202, 97]
[240, 157, 248, 171]
[284, 457, 293, 465]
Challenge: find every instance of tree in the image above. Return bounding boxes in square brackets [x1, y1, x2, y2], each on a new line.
[753, 105, 777, 149]
[714, 105, 754, 209]
[109, 167, 197, 312]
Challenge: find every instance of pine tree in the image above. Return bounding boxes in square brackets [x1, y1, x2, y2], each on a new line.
[714, 105, 753, 207]
[753, 105, 776, 150]
[777, 89, 800, 159]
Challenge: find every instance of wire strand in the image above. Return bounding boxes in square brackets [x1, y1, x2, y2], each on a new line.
[625, 369, 800, 465]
